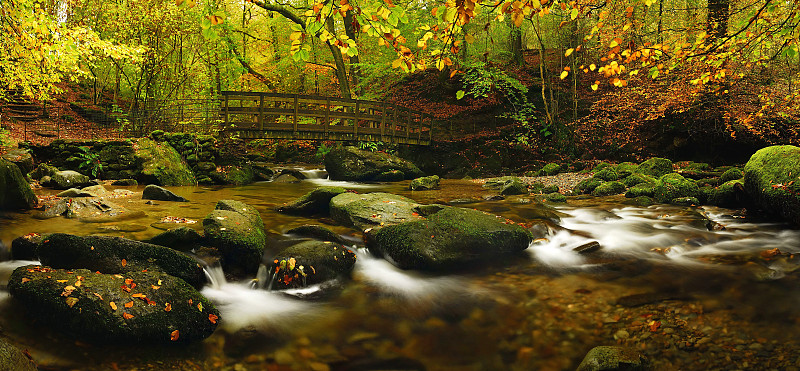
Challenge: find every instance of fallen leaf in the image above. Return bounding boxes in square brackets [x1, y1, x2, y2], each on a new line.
[197, 302, 203, 312]
[121, 259, 127, 267]
[170, 330, 180, 341]
[123, 313, 134, 320]
[56, 279, 68, 283]
[93, 293, 103, 301]
[151, 285, 161, 290]
[110, 302, 117, 310]
[65, 297, 79, 308]
[208, 314, 218, 324]
[124, 301, 134, 308]
[21, 278, 31, 283]
[165, 303, 172, 312]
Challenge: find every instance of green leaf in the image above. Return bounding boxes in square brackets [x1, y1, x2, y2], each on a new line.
[456, 90, 465, 100]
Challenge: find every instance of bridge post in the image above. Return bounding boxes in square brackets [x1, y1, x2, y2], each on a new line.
[392, 105, 398, 144]
[325, 97, 330, 138]
[293, 94, 299, 134]
[258, 94, 265, 131]
[380, 102, 386, 142]
[224, 94, 229, 129]
[406, 109, 411, 143]
[354, 100, 359, 140]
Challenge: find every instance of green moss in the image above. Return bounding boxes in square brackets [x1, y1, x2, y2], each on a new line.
[592, 181, 626, 196]
[268, 240, 357, 290]
[624, 196, 655, 207]
[484, 176, 528, 195]
[707, 179, 745, 208]
[545, 192, 567, 203]
[720, 168, 743, 183]
[0, 338, 36, 371]
[410, 175, 440, 190]
[636, 157, 673, 177]
[573, 179, 602, 194]
[542, 163, 562, 176]
[653, 173, 699, 203]
[134, 138, 196, 186]
[614, 162, 638, 177]
[622, 173, 655, 187]
[329, 192, 421, 230]
[542, 185, 559, 194]
[625, 183, 655, 198]
[374, 170, 406, 182]
[671, 197, 700, 206]
[204, 210, 266, 276]
[593, 168, 621, 181]
[278, 186, 347, 215]
[0, 158, 37, 210]
[591, 162, 612, 173]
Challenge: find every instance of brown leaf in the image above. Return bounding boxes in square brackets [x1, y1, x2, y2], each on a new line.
[208, 314, 218, 324]
[21, 278, 31, 283]
[170, 329, 180, 341]
[122, 313, 134, 320]
[124, 301, 134, 308]
[93, 293, 103, 301]
[65, 297, 79, 308]
[121, 259, 127, 267]
[165, 303, 172, 312]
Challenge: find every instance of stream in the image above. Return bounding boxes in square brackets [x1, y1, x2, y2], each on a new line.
[1, 170, 800, 370]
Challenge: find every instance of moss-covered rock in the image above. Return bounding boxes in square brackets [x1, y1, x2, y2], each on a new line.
[324, 146, 423, 181]
[653, 173, 699, 203]
[410, 175, 440, 191]
[329, 192, 423, 230]
[28, 163, 58, 181]
[624, 196, 656, 207]
[36, 233, 206, 288]
[0, 338, 37, 371]
[541, 185, 559, 194]
[374, 170, 406, 182]
[148, 227, 203, 252]
[366, 206, 534, 271]
[591, 162, 612, 173]
[541, 163, 562, 176]
[573, 179, 602, 194]
[50, 170, 92, 189]
[37, 197, 144, 223]
[9, 266, 218, 344]
[111, 179, 138, 186]
[720, 167, 744, 183]
[11, 233, 47, 260]
[142, 185, 187, 202]
[636, 157, 673, 177]
[744, 145, 800, 225]
[706, 179, 746, 208]
[266, 240, 356, 290]
[625, 183, 656, 198]
[576, 346, 649, 371]
[278, 186, 347, 215]
[592, 181, 626, 196]
[134, 138, 196, 186]
[2, 149, 34, 174]
[672, 196, 700, 206]
[286, 225, 347, 244]
[593, 168, 621, 181]
[204, 201, 266, 276]
[614, 162, 638, 178]
[0, 159, 37, 210]
[545, 192, 567, 203]
[622, 173, 655, 187]
[209, 165, 255, 185]
[483, 176, 528, 195]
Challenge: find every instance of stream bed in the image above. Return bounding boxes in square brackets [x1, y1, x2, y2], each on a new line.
[1, 173, 800, 370]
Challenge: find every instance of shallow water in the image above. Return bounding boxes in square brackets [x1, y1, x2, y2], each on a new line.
[1, 175, 800, 370]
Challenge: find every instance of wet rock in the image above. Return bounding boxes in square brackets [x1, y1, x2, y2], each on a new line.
[448, 198, 481, 205]
[483, 176, 528, 195]
[720, 167, 743, 183]
[545, 192, 567, 203]
[58, 188, 97, 197]
[2, 148, 34, 174]
[142, 184, 187, 202]
[209, 165, 255, 185]
[653, 173, 699, 204]
[573, 241, 601, 254]
[9, 266, 218, 343]
[671, 196, 700, 206]
[50, 170, 92, 189]
[374, 169, 406, 182]
[592, 181, 626, 197]
[111, 179, 138, 186]
[148, 227, 203, 252]
[0, 337, 36, 371]
[330, 192, 423, 230]
[11, 233, 47, 260]
[286, 225, 348, 244]
[252, 164, 275, 181]
[0, 158, 37, 210]
[623, 196, 655, 207]
[82, 184, 109, 196]
[134, 138, 196, 186]
[36, 233, 206, 288]
[28, 163, 59, 181]
[706, 179, 747, 208]
[324, 146, 423, 181]
[273, 174, 301, 183]
[203, 200, 266, 276]
[266, 240, 356, 290]
[636, 157, 673, 177]
[574, 179, 602, 194]
[366, 205, 534, 270]
[410, 175, 440, 191]
[278, 186, 347, 216]
[576, 346, 649, 371]
[36, 197, 144, 223]
[483, 194, 505, 201]
[744, 145, 800, 225]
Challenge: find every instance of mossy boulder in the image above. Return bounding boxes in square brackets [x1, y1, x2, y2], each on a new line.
[329, 192, 423, 230]
[593, 168, 621, 181]
[286, 225, 347, 244]
[11, 233, 47, 260]
[9, 266, 218, 344]
[720, 167, 744, 183]
[134, 138, 196, 186]
[622, 173, 655, 187]
[653, 173, 699, 204]
[541, 163, 562, 176]
[366, 206, 534, 271]
[148, 227, 203, 252]
[0, 337, 37, 371]
[636, 157, 673, 177]
[545, 192, 567, 203]
[142, 185, 187, 202]
[203, 200, 266, 276]
[50, 170, 92, 189]
[744, 145, 800, 225]
[672, 197, 700, 206]
[542, 185, 559, 194]
[592, 181, 626, 196]
[625, 183, 656, 198]
[614, 162, 638, 178]
[576, 346, 649, 371]
[28, 163, 58, 181]
[2, 149, 34, 174]
[278, 186, 347, 215]
[0, 159, 37, 210]
[591, 162, 612, 173]
[266, 240, 357, 290]
[324, 146, 423, 181]
[209, 165, 255, 185]
[483, 176, 528, 195]
[374, 170, 406, 182]
[573, 179, 602, 194]
[35, 233, 206, 288]
[706, 179, 746, 208]
[36, 197, 144, 223]
[410, 175, 440, 191]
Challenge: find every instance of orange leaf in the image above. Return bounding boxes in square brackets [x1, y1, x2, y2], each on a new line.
[649, 320, 661, 332]
[110, 302, 117, 310]
[132, 293, 146, 299]
[121, 259, 127, 267]
[165, 303, 172, 312]
[170, 330, 180, 341]
[124, 301, 134, 308]
[123, 313, 134, 320]
[208, 314, 218, 324]
[21, 278, 31, 283]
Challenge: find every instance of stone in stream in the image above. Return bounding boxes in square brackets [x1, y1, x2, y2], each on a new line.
[286, 225, 348, 245]
[592, 181, 626, 197]
[573, 241, 601, 254]
[410, 175, 440, 191]
[576, 346, 649, 371]
[324, 146, 424, 181]
[8, 266, 218, 344]
[203, 200, 266, 276]
[134, 138, 196, 186]
[635, 157, 673, 177]
[111, 178, 138, 186]
[744, 145, 800, 225]
[36, 197, 144, 223]
[366, 205, 535, 270]
[148, 227, 204, 252]
[142, 184, 187, 202]
[329, 192, 424, 230]
[0, 338, 37, 371]
[0, 158, 37, 210]
[35, 233, 206, 288]
[653, 173, 699, 204]
[2, 148, 34, 174]
[273, 173, 301, 183]
[209, 164, 255, 185]
[58, 188, 97, 198]
[266, 240, 357, 290]
[50, 170, 92, 190]
[483, 176, 528, 195]
[11, 233, 47, 261]
[28, 163, 59, 181]
[277, 186, 347, 215]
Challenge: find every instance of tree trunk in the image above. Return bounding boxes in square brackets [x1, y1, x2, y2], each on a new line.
[511, 25, 524, 66]
[344, 10, 362, 96]
[326, 17, 352, 98]
[707, 0, 730, 39]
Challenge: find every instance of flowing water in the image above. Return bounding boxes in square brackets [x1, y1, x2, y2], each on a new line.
[1, 173, 800, 370]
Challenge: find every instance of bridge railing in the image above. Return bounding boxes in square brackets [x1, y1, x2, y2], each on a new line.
[220, 91, 437, 145]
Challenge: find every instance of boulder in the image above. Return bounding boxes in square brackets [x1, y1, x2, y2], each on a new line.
[50, 170, 92, 189]
[266, 240, 357, 290]
[625, 183, 655, 198]
[278, 186, 347, 215]
[374, 170, 405, 182]
[142, 184, 187, 202]
[209, 165, 255, 185]
[329, 192, 424, 230]
[614, 162, 638, 178]
[57, 188, 97, 197]
[286, 225, 348, 244]
[653, 173, 699, 204]
[111, 179, 138, 186]
[719, 167, 743, 183]
[593, 168, 621, 181]
[36, 197, 144, 222]
[541, 185, 559, 194]
[366, 206, 534, 270]
[203, 200, 266, 276]
[0, 338, 36, 371]
[744, 145, 800, 225]
[592, 181, 626, 197]
[622, 173, 655, 187]
[0, 159, 37, 210]
[148, 227, 203, 252]
[324, 146, 423, 181]
[576, 346, 649, 371]
[2, 148, 34, 174]
[706, 179, 747, 208]
[273, 174, 301, 183]
[9, 266, 218, 343]
[545, 192, 567, 203]
[541, 163, 562, 176]
[483, 176, 528, 195]
[35, 233, 206, 288]
[410, 175, 440, 191]
[134, 138, 196, 186]
[11, 233, 46, 260]
[573, 179, 602, 194]
[28, 163, 58, 181]
[635, 157, 673, 177]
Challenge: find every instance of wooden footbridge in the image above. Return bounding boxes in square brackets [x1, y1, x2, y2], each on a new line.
[221, 91, 439, 146]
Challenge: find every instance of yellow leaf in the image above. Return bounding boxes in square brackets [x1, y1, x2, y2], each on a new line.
[391, 58, 402, 69]
[623, 23, 631, 31]
[629, 70, 639, 76]
[570, 8, 579, 20]
[465, 33, 475, 44]
[590, 64, 596, 71]
[66, 297, 79, 308]
[290, 32, 303, 41]
[110, 302, 117, 311]
[565, 48, 574, 57]
[208, 15, 224, 26]
[609, 40, 618, 48]
[560, 71, 569, 80]
[591, 83, 598, 91]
